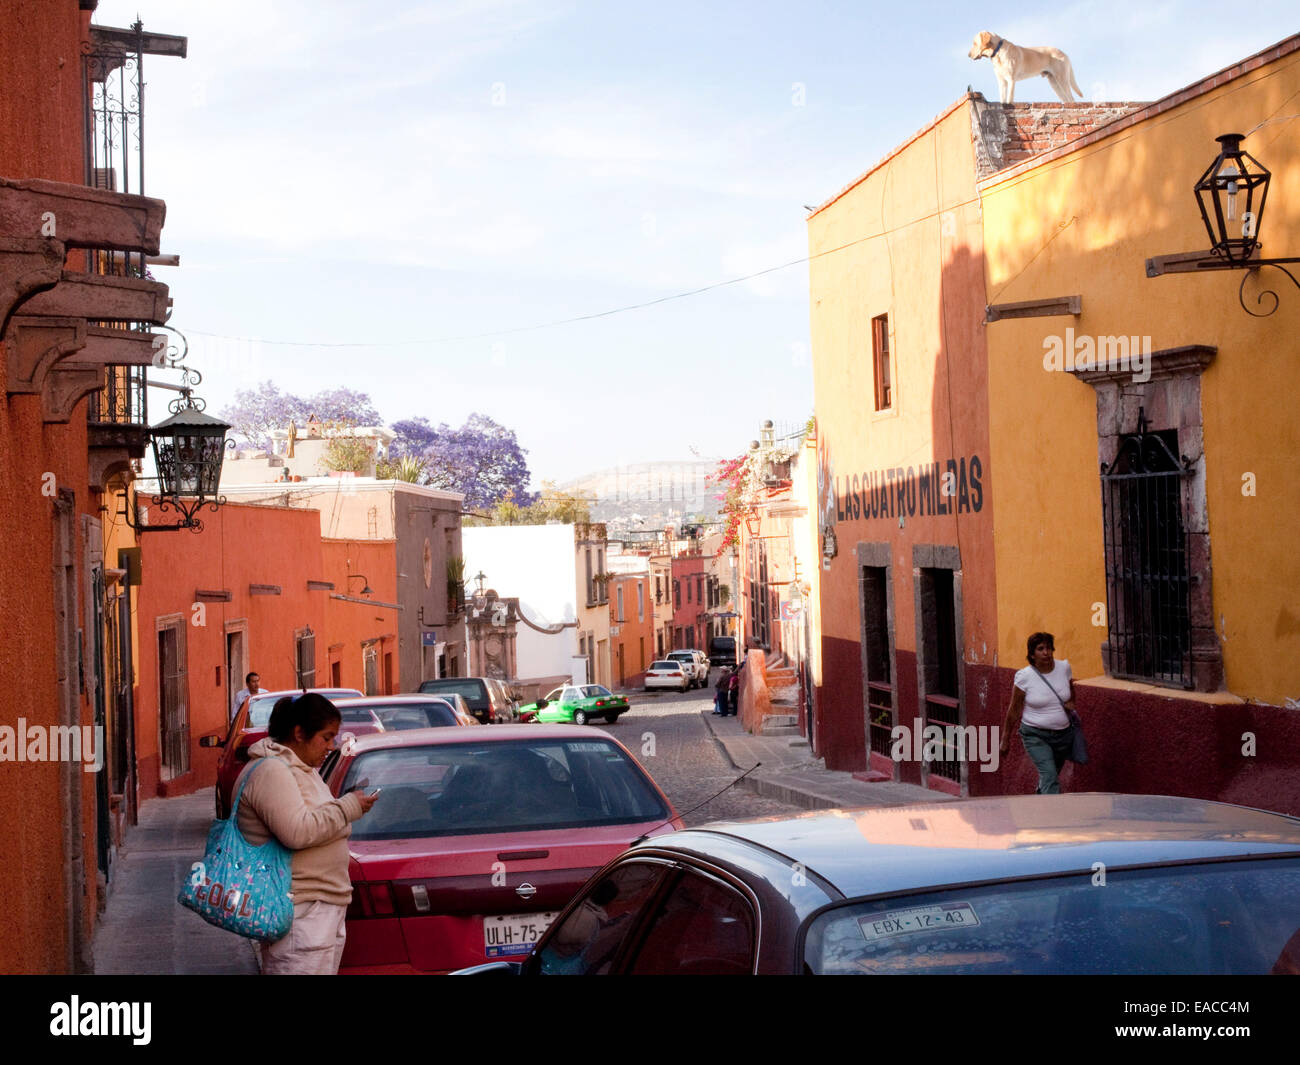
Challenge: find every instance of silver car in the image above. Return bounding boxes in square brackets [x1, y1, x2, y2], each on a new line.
[463, 794, 1300, 975]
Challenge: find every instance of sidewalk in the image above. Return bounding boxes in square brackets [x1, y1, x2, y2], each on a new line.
[702, 711, 956, 810]
[93, 787, 259, 975]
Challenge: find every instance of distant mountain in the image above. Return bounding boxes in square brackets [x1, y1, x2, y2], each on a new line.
[559, 460, 721, 531]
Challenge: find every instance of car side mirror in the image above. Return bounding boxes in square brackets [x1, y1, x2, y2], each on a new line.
[198, 734, 224, 748]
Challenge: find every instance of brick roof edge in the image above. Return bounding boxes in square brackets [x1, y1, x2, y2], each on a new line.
[978, 33, 1300, 190]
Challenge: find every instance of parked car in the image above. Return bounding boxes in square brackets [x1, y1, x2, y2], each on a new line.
[456, 794, 1300, 975]
[334, 694, 477, 732]
[644, 661, 691, 692]
[708, 636, 737, 667]
[318, 724, 681, 973]
[417, 677, 518, 724]
[202, 687, 363, 820]
[520, 684, 630, 726]
[665, 650, 709, 688]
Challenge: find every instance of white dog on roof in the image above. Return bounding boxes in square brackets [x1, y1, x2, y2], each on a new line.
[968, 30, 1084, 104]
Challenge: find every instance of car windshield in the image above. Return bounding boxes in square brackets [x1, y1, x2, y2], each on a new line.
[804, 857, 1300, 975]
[340, 738, 669, 839]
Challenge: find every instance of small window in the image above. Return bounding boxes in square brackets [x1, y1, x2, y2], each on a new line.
[626, 870, 755, 975]
[872, 313, 892, 411]
[536, 862, 668, 975]
[296, 629, 316, 689]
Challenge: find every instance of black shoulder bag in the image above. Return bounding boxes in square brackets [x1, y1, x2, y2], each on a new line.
[1034, 670, 1089, 765]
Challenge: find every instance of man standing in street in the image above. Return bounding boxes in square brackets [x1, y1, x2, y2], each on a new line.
[233, 671, 262, 722]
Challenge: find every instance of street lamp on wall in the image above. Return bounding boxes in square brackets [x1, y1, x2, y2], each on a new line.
[122, 378, 232, 533]
[1194, 133, 1269, 264]
[1147, 132, 1300, 317]
[347, 574, 374, 596]
[471, 571, 489, 613]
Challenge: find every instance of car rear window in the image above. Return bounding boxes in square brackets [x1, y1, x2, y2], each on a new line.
[340, 738, 669, 839]
[418, 679, 489, 709]
[804, 857, 1300, 975]
[649, 662, 681, 671]
[368, 702, 457, 730]
[246, 690, 361, 728]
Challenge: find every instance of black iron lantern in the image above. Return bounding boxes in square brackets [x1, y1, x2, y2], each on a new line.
[151, 394, 230, 499]
[126, 386, 232, 532]
[1194, 133, 1270, 263]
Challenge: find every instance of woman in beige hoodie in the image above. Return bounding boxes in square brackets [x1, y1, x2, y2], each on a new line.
[235, 692, 379, 975]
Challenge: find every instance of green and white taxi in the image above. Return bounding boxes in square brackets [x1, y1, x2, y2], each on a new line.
[522, 684, 630, 726]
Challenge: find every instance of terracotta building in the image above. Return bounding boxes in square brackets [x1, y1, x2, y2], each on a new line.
[0, 4, 186, 972]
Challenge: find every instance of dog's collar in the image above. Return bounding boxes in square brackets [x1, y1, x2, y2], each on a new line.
[990, 37, 1004, 59]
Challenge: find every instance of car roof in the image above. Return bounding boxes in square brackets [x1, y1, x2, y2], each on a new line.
[648, 795, 1300, 898]
[250, 687, 363, 701]
[339, 722, 627, 754]
[333, 695, 455, 707]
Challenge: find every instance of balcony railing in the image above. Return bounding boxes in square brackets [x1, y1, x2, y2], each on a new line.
[88, 364, 147, 426]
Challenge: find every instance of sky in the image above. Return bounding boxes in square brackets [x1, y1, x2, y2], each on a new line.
[92, 0, 1299, 487]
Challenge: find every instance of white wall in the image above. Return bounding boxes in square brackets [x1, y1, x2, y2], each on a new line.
[462, 524, 578, 682]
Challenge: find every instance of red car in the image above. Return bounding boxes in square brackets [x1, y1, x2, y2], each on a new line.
[202, 687, 364, 820]
[317, 724, 682, 974]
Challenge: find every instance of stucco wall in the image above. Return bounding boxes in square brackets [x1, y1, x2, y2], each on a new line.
[134, 503, 329, 798]
[807, 98, 998, 772]
[0, 1, 100, 973]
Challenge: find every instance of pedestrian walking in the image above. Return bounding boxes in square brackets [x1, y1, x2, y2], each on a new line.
[1000, 632, 1082, 794]
[712, 667, 729, 715]
[234, 692, 379, 974]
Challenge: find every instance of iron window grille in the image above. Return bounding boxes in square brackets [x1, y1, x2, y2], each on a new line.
[1100, 416, 1194, 688]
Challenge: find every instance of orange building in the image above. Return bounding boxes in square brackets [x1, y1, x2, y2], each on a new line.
[0, 4, 185, 971]
[608, 563, 653, 688]
[133, 505, 402, 798]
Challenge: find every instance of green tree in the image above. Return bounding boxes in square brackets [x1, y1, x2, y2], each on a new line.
[320, 420, 374, 474]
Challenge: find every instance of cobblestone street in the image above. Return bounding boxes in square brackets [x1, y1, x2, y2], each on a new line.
[592, 685, 805, 826]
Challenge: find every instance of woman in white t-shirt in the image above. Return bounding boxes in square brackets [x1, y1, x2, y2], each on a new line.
[999, 632, 1078, 793]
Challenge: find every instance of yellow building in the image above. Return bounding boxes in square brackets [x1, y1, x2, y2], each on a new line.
[808, 35, 1300, 810]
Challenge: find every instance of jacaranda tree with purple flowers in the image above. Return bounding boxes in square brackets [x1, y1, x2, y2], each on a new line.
[222, 382, 383, 450]
[419, 413, 535, 512]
